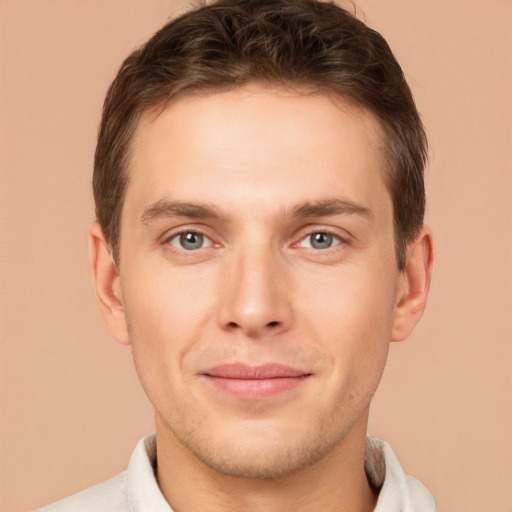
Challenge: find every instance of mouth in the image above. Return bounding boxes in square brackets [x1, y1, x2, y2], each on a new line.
[201, 363, 312, 400]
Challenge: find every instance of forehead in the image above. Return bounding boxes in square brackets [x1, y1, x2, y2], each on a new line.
[125, 86, 389, 217]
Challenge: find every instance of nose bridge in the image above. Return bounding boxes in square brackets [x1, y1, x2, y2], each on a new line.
[217, 237, 292, 336]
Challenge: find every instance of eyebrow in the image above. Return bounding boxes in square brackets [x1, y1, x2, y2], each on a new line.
[140, 197, 372, 224]
[291, 198, 372, 219]
[141, 200, 223, 224]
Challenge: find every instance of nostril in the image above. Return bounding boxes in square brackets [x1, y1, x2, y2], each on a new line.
[267, 321, 280, 328]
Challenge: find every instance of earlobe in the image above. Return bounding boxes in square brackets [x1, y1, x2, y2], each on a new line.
[391, 225, 434, 342]
[88, 223, 130, 345]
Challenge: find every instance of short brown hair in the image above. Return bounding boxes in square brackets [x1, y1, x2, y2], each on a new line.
[94, 0, 427, 268]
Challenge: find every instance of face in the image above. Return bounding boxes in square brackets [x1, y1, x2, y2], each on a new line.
[106, 87, 409, 478]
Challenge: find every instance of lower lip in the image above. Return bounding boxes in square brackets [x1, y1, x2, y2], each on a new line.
[204, 375, 309, 400]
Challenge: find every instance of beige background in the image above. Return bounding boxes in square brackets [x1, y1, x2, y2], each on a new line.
[1, 1, 511, 511]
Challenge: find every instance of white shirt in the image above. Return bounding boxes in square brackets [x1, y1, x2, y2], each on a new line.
[37, 435, 436, 511]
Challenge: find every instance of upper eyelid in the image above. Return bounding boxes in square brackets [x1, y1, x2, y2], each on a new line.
[293, 225, 352, 243]
[167, 229, 211, 241]
[295, 231, 344, 249]
[161, 225, 215, 242]
[163, 229, 217, 254]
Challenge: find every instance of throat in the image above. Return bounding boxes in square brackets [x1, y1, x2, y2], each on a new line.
[154, 415, 378, 512]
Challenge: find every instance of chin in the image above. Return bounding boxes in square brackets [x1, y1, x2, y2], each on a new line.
[192, 444, 322, 479]
[174, 419, 351, 480]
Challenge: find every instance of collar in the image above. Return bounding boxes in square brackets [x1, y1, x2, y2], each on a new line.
[126, 434, 436, 512]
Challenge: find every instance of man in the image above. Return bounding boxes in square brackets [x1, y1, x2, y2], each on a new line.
[38, 0, 434, 510]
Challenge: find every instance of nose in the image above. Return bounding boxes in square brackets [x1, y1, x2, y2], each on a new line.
[217, 245, 293, 338]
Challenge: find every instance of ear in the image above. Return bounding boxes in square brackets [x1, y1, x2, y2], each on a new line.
[391, 225, 434, 342]
[88, 222, 130, 345]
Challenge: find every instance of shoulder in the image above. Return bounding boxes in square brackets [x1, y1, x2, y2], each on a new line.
[35, 471, 128, 512]
[35, 434, 166, 512]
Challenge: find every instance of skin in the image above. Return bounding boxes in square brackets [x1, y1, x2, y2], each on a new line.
[90, 86, 433, 512]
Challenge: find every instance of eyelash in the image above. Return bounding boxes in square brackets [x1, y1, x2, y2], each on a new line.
[163, 227, 348, 254]
[164, 228, 215, 251]
[295, 230, 344, 251]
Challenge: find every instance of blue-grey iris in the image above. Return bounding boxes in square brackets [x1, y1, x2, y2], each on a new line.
[180, 232, 204, 250]
[310, 232, 333, 249]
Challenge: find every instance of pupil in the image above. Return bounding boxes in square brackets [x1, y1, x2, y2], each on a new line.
[181, 232, 203, 250]
[311, 232, 332, 249]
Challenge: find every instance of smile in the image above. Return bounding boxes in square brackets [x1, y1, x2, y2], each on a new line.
[202, 363, 312, 400]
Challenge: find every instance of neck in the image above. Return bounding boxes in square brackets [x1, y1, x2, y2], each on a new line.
[155, 412, 377, 512]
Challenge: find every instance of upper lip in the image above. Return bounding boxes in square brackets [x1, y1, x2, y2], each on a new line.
[203, 363, 310, 379]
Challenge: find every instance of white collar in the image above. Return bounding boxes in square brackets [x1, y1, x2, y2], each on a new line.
[365, 437, 436, 512]
[127, 434, 436, 512]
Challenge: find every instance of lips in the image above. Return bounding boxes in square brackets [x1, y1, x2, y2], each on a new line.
[202, 363, 311, 400]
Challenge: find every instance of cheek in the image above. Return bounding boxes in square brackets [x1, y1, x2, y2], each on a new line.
[296, 265, 396, 376]
[120, 263, 217, 372]
[120, 267, 218, 417]
[299, 262, 396, 332]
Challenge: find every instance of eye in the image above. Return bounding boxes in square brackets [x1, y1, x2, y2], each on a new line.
[168, 231, 213, 251]
[298, 231, 341, 250]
